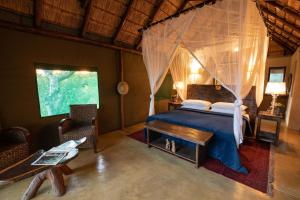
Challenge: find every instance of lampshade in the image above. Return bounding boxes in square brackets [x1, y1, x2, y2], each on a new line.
[173, 81, 184, 90]
[265, 82, 286, 95]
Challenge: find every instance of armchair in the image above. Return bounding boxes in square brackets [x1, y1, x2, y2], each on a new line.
[0, 126, 30, 170]
[59, 104, 98, 153]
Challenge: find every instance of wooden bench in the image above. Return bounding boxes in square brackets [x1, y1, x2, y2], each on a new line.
[144, 120, 213, 168]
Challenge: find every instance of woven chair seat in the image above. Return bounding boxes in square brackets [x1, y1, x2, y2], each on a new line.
[60, 126, 96, 149]
[64, 126, 94, 137]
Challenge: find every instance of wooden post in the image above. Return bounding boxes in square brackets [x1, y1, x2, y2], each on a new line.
[120, 50, 125, 129]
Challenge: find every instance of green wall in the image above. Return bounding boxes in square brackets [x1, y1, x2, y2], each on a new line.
[0, 28, 149, 150]
[123, 52, 150, 127]
[155, 73, 173, 101]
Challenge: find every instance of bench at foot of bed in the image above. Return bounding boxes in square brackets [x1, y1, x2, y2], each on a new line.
[144, 120, 213, 168]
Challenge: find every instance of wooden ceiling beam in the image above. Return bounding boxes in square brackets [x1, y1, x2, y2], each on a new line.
[270, 34, 295, 54]
[0, 20, 141, 55]
[265, 0, 300, 16]
[265, 20, 300, 45]
[34, 0, 43, 27]
[112, 0, 134, 43]
[260, 6, 300, 31]
[268, 30, 297, 51]
[139, 0, 216, 32]
[81, 0, 93, 37]
[134, 0, 164, 49]
[79, 0, 90, 8]
[177, 0, 190, 13]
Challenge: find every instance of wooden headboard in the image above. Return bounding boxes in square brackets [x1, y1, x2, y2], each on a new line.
[187, 84, 257, 131]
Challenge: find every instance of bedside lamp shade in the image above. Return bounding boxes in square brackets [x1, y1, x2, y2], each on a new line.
[265, 82, 286, 95]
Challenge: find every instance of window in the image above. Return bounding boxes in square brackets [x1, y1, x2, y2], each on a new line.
[268, 67, 286, 82]
[35, 65, 99, 117]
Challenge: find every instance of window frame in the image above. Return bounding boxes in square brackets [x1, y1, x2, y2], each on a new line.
[34, 63, 100, 118]
[268, 66, 286, 82]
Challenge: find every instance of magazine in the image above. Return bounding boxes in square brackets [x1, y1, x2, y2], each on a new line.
[31, 137, 86, 166]
[31, 152, 67, 166]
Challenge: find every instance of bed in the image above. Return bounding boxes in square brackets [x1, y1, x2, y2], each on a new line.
[146, 85, 258, 174]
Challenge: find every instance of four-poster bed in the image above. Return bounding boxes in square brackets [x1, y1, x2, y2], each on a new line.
[142, 0, 269, 173]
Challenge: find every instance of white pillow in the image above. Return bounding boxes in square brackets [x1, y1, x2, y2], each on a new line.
[181, 105, 210, 111]
[211, 108, 246, 115]
[182, 99, 212, 108]
[211, 102, 247, 111]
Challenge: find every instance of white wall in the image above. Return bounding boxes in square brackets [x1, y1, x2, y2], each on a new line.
[286, 48, 300, 131]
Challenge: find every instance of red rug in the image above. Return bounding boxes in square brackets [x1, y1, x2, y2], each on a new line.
[128, 130, 273, 194]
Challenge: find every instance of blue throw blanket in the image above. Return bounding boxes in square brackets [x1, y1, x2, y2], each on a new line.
[146, 108, 250, 174]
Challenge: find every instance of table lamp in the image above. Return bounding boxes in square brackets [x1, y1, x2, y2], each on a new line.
[265, 82, 286, 115]
[173, 81, 184, 102]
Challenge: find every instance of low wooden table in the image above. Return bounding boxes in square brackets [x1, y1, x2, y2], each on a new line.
[0, 149, 78, 200]
[145, 120, 213, 168]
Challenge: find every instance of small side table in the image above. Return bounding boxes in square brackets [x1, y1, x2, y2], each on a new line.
[168, 101, 182, 111]
[256, 111, 282, 146]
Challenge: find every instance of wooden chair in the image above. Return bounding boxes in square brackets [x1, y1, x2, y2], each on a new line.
[0, 125, 30, 170]
[59, 104, 98, 153]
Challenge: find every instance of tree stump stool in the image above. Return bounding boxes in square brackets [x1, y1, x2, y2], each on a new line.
[22, 164, 73, 200]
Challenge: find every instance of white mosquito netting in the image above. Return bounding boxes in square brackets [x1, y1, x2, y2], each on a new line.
[142, 0, 269, 146]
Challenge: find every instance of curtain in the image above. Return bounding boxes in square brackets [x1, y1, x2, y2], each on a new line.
[256, 36, 269, 106]
[170, 47, 213, 100]
[180, 0, 268, 146]
[142, 0, 268, 146]
[142, 12, 196, 115]
[169, 47, 190, 100]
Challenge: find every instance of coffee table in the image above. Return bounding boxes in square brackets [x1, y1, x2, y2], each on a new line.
[0, 149, 78, 200]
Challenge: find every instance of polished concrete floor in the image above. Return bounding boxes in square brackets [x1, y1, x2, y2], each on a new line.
[0, 123, 299, 200]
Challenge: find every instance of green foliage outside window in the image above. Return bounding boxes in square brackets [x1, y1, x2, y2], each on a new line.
[36, 67, 99, 117]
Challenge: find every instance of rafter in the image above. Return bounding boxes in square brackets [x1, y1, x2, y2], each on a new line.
[270, 35, 295, 54]
[265, 20, 300, 45]
[177, 0, 189, 12]
[268, 30, 297, 51]
[0, 20, 141, 55]
[112, 0, 134, 43]
[134, 0, 164, 49]
[79, 0, 90, 8]
[139, 0, 216, 32]
[260, 6, 300, 31]
[34, 0, 43, 27]
[265, 0, 300, 16]
[81, 0, 93, 37]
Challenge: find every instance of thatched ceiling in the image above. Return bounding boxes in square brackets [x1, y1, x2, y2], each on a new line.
[0, 0, 299, 56]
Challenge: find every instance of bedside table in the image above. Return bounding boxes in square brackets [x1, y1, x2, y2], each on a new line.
[256, 111, 282, 146]
[168, 101, 182, 111]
